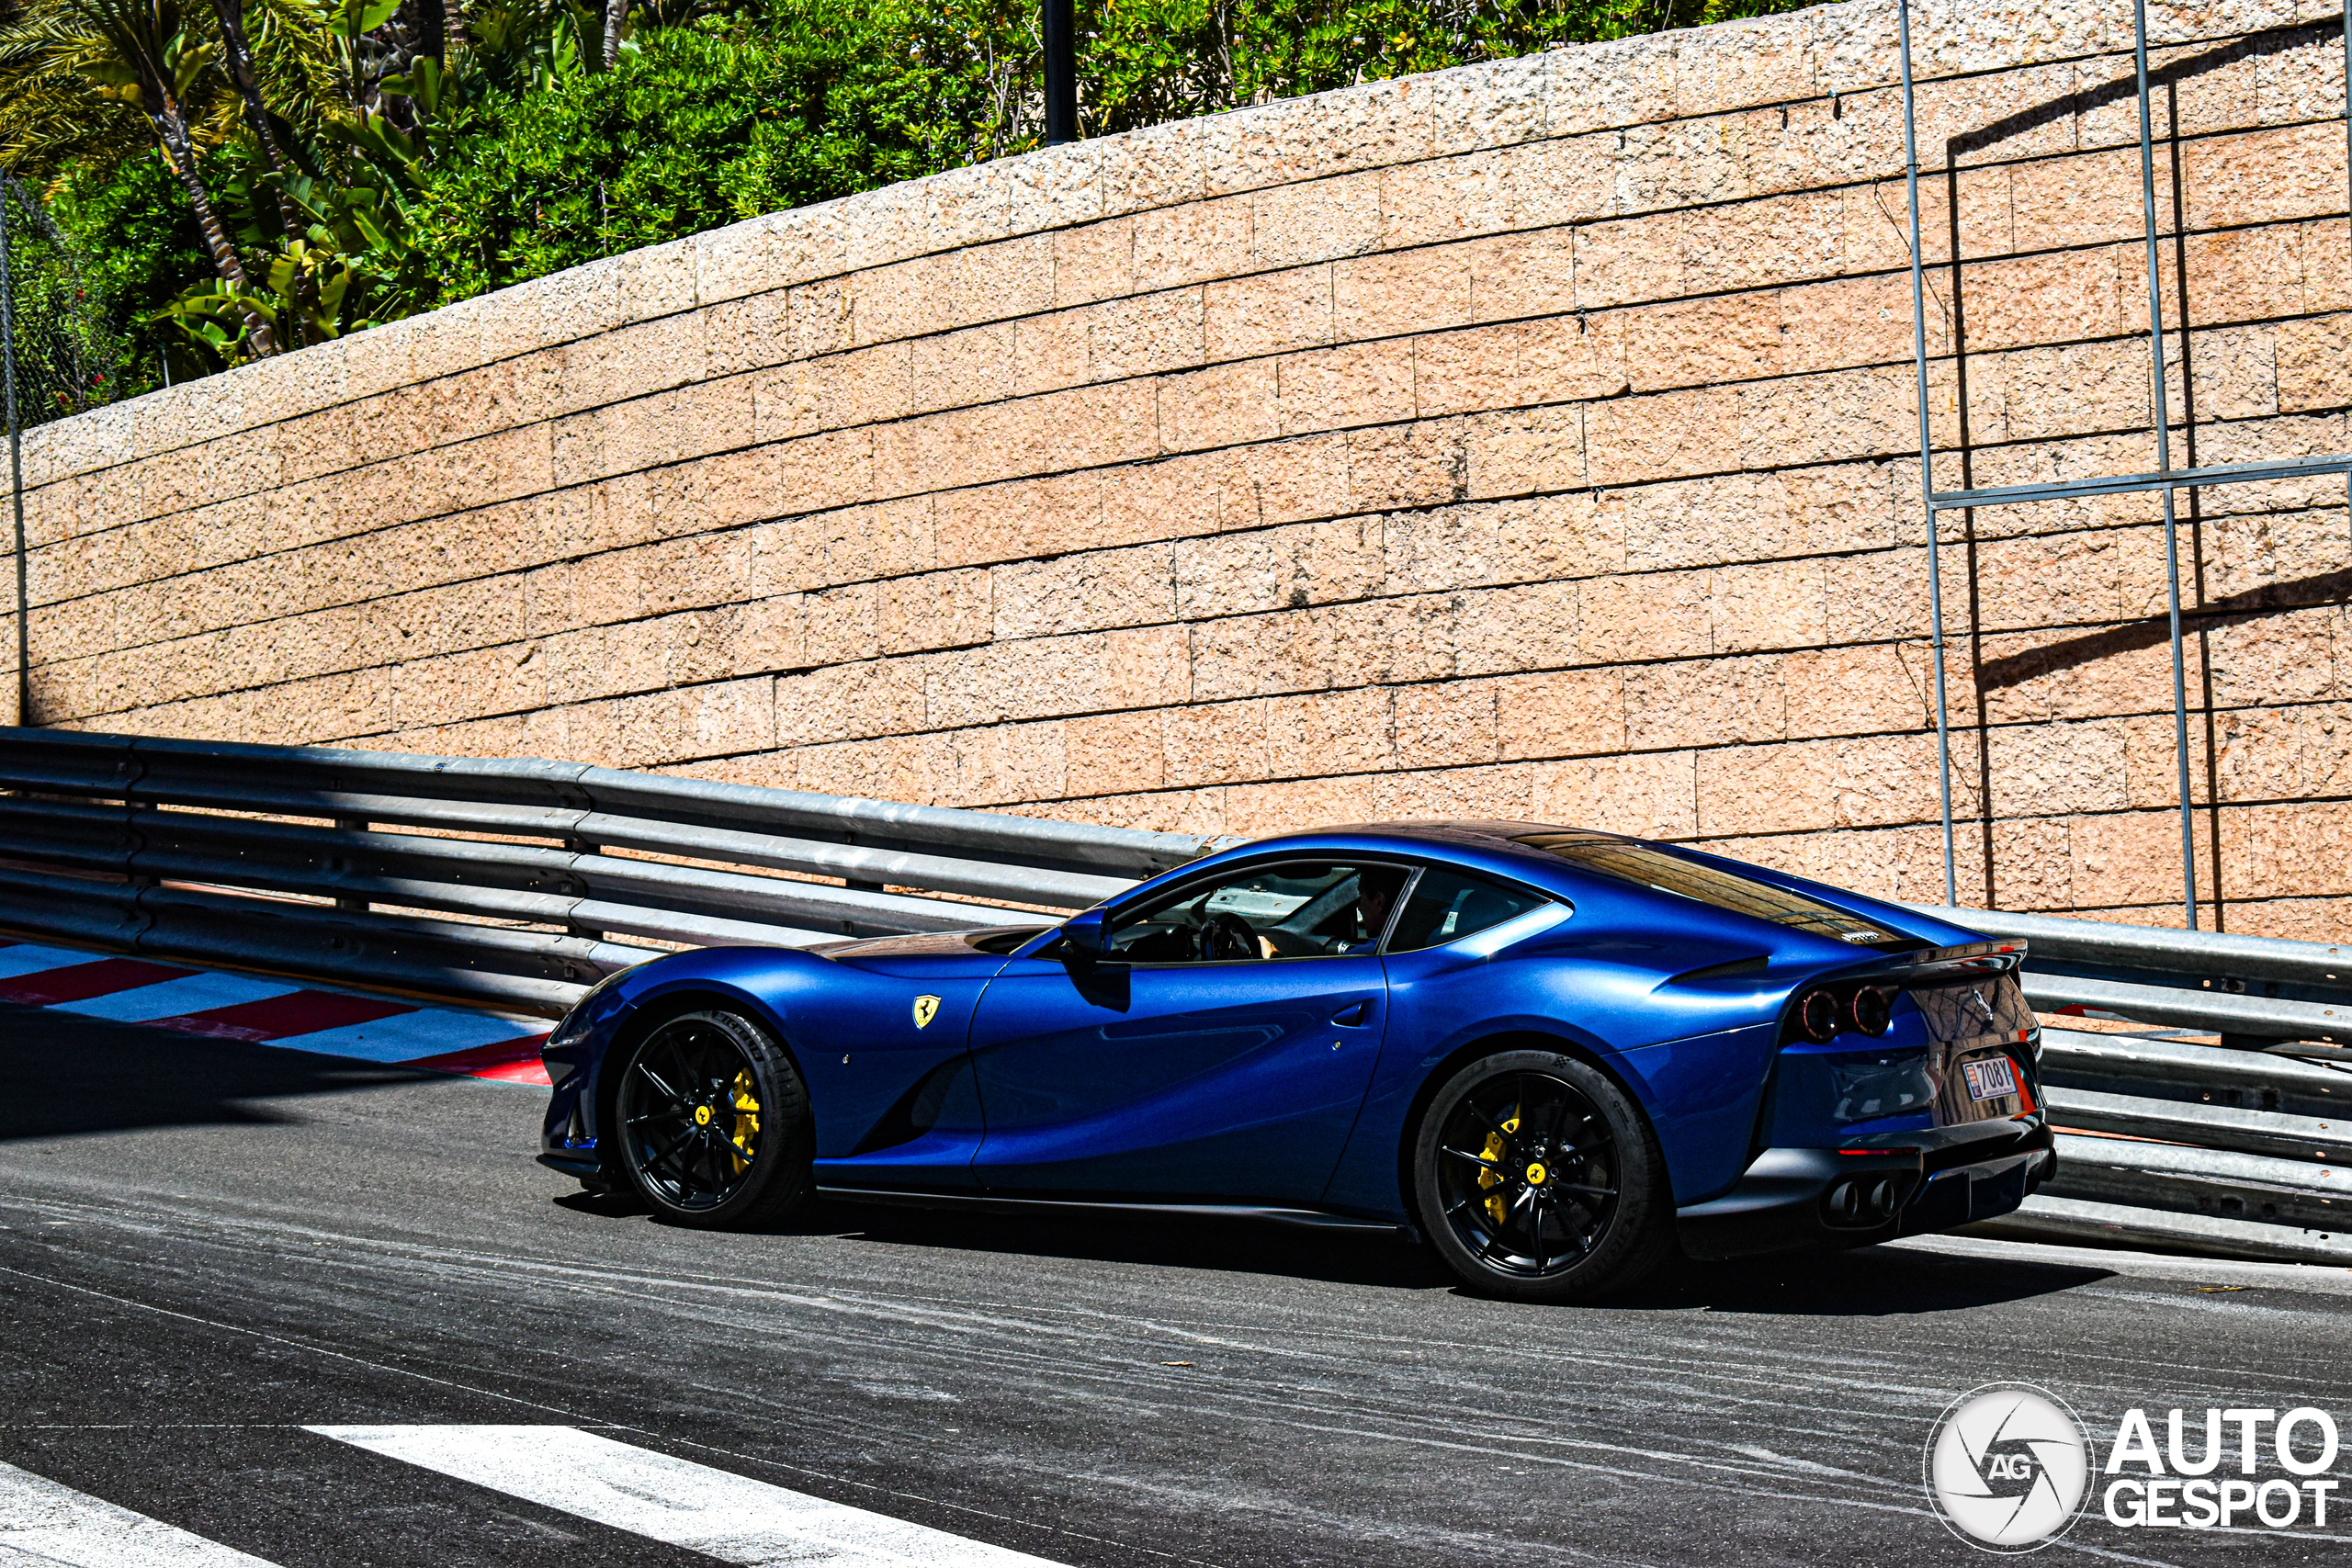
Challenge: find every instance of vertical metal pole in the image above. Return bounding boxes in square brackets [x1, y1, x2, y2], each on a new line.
[1899, 0, 1959, 908]
[1042, 0, 1077, 145]
[0, 185, 25, 732]
[2134, 0, 2198, 929]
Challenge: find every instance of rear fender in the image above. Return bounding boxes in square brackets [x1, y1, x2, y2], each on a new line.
[1318, 1018, 1645, 1224]
[1606, 1022, 1782, 1205]
[1328, 920, 1805, 1214]
[1321, 1010, 1779, 1221]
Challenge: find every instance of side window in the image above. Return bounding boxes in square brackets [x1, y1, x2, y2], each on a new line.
[1103, 862, 1410, 964]
[1386, 868, 1547, 953]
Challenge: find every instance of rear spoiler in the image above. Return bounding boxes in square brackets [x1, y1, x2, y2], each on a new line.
[1843, 939, 2028, 988]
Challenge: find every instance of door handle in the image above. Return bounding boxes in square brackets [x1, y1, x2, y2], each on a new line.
[1331, 1000, 1372, 1027]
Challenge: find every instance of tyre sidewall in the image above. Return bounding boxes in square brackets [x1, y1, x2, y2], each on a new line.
[1412, 1048, 1670, 1303]
[616, 1008, 810, 1229]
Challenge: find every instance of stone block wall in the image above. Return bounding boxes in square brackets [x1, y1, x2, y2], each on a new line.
[11, 0, 2351, 936]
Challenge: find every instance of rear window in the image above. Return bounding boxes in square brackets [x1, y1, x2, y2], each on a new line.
[1511, 830, 1907, 948]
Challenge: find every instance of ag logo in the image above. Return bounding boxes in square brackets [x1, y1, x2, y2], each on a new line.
[1925, 1383, 2094, 1551]
[911, 994, 940, 1030]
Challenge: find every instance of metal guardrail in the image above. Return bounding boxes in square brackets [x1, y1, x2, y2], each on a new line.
[0, 728, 1236, 1015]
[1902, 901, 2352, 1047]
[2, 727, 2348, 1265]
[1901, 902, 2352, 1264]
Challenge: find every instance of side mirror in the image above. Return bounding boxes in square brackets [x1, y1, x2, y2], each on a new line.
[1059, 908, 1108, 959]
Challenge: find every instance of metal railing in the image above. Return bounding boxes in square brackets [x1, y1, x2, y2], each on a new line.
[0, 728, 1235, 1014]
[1895, 2, 2352, 928]
[2, 726, 2347, 1265]
[1903, 901, 2352, 1265]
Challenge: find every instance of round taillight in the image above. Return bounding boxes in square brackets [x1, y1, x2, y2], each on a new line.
[1850, 987, 1893, 1037]
[1797, 987, 1839, 1042]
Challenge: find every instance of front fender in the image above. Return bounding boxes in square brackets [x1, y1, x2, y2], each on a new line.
[540, 947, 849, 1170]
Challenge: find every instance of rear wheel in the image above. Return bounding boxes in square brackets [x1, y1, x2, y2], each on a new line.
[1412, 1049, 1674, 1303]
[615, 1009, 811, 1229]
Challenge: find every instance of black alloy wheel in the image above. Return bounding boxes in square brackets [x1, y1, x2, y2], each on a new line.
[1414, 1049, 1674, 1302]
[615, 1009, 811, 1229]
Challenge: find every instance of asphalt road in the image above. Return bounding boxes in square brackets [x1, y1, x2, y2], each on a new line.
[4, 1002, 2350, 1568]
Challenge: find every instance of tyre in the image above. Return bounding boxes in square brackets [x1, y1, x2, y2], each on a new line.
[1412, 1048, 1674, 1303]
[613, 1008, 812, 1229]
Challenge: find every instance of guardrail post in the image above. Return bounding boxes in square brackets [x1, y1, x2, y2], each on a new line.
[333, 816, 369, 911]
[564, 833, 604, 939]
[119, 758, 152, 897]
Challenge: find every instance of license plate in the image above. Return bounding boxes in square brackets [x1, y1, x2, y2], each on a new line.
[1962, 1055, 2018, 1102]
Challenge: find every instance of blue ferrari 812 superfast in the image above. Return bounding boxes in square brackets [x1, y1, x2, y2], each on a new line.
[538, 822, 2052, 1300]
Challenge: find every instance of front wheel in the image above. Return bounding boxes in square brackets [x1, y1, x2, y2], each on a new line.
[1412, 1049, 1674, 1303]
[614, 1009, 811, 1229]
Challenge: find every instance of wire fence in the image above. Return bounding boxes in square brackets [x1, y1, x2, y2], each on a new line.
[1, 173, 123, 726]
[0, 175, 117, 432]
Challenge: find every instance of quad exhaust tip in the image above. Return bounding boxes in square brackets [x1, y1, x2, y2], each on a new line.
[1824, 1174, 1903, 1226]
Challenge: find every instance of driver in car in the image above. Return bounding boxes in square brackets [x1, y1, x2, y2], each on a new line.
[1317, 868, 1406, 954]
[1110, 865, 1408, 962]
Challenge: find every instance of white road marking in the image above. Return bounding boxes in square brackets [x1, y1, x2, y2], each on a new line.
[308, 1425, 1064, 1567]
[0, 1459, 284, 1567]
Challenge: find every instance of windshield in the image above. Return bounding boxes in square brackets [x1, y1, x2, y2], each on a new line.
[1510, 830, 1908, 948]
[1106, 862, 1411, 962]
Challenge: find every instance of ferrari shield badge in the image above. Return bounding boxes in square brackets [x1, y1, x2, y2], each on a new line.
[911, 994, 941, 1030]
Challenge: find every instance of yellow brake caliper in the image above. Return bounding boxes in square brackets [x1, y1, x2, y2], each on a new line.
[1480, 1108, 1519, 1227]
[728, 1067, 762, 1173]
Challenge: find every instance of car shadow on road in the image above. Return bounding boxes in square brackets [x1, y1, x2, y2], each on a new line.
[740, 1197, 2115, 1308]
[1622, 1244, 2117, 1316]
[804, 1198, 1463, 1290]
[0, 1003, 433, 1143]
[553, 1188, 1455, 1287]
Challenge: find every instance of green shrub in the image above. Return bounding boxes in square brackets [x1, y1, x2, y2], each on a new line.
[414, 0, 978, 299]
[33, 0, 1818, 394]
[47, 152, 221, 393]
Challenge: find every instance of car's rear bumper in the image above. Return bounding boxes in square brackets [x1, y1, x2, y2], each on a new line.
[1675, 1118, 2055, 1261]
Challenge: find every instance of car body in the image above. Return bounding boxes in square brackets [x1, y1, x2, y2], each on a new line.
[538, 821, 2052, 1294]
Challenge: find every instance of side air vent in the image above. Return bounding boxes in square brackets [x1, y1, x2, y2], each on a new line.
[1667, 955, 1770, 985]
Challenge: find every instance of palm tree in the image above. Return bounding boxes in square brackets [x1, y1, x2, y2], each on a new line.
[208, 0, 306, 237]
[336, 0, 440, 128]
[0, 0, 277, 353]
